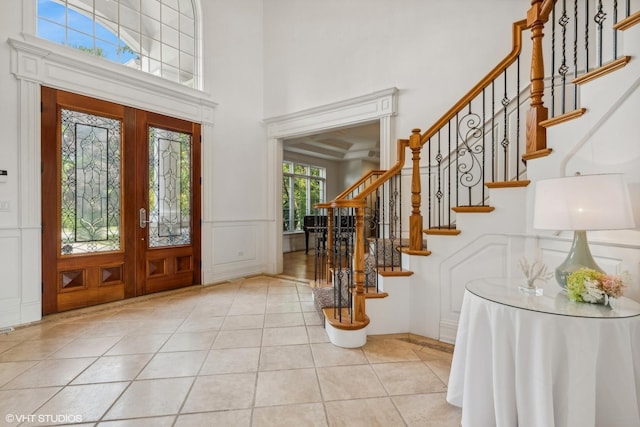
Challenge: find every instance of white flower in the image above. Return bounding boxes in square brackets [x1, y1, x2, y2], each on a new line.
[581, 278, 605, 303]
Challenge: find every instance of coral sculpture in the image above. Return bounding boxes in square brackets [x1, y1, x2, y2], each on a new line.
[519, 256, 553, 289]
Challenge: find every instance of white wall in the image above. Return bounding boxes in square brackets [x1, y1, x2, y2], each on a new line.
[263, 0, 528, 145]
[200, 0, 269, 283]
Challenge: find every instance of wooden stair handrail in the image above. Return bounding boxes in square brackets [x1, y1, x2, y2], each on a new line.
[351, 139, 409, 201]
[419, 19, 528, 146]
[333, 170, 386, 201]
[539, 0, 555, 22]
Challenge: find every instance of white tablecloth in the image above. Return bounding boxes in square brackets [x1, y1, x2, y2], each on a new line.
[447, 281, 640, 427]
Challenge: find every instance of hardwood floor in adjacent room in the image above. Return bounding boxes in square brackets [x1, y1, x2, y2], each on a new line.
[282, 250, 316, 281]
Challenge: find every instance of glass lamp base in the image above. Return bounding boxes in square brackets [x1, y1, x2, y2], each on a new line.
[555, 230, 604, 289]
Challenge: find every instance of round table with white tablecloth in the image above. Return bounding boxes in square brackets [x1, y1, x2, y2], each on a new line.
[446, 277, 640, 427]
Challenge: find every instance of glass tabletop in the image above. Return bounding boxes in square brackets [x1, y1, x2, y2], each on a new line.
[466, 277, 640, 319]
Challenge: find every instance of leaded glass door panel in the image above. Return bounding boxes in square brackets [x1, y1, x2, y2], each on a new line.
[135, 110, 201, 296]
[41, 88, 201, 315]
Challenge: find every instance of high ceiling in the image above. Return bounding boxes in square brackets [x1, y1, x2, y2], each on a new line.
[283, 122, 380, 162]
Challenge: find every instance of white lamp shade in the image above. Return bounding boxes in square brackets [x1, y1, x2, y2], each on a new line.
[533, 173, 636, 231]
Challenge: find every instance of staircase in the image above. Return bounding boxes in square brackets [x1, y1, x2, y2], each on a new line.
[315, 0, 640, 347]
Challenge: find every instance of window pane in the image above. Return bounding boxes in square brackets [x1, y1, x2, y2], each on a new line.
[294, 164, 307, 175]
[38, 19, 66, 44]
[142, 15, 161, 40]
[74, 0, 93, 15]
[141, 0, 161, 20]
[283, 162, 291, 173]
[293, 177, 307, 231]
[38, 0, 66, 26]
[162, 43, 179, 68]
[95, 21, 120, 44]
[95, 0, 119, 22]
[60, 109, 122, 255]
[282, 177, 291, 232]
[148, 127, 192, 248]
[180, 14, 195, 38]
[180, 51, 194, 73]
[95, 39, 119, 60]
[162, 24, 179, 48]
[119, 5, 140, 32]
[178, 0, 194, 19]
[119, 42, 140, 67]
[180, 33, 194, 55]
[67, 8, 94, 38]
[310, 179, 323, 211]
[162, 4, 179, 28]
[68, 29, 97, 53]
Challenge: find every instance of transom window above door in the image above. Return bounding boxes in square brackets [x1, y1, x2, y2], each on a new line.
[37, 0, 198, 88]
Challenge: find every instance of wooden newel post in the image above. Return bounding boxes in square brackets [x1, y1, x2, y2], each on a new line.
[525, 0, 549, 157]
[409, 130, 424, 251]
[353, 202, 366, 323]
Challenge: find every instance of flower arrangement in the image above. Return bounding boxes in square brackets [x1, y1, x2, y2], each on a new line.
[566, 268, 628, 306]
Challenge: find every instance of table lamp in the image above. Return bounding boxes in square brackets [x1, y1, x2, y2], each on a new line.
[533, 173, 635, 289]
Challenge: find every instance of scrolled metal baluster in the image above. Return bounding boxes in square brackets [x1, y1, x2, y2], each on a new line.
[456, 111, 484, 206]
[594, 0, 607, 67]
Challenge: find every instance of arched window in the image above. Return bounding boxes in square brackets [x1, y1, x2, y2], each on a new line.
[37, 0, 197, 88]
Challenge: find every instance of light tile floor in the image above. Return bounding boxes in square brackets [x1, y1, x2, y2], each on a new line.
[0, 276, 462, 426]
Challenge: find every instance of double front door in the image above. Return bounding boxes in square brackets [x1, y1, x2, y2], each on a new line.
[41, 88, 201, 315]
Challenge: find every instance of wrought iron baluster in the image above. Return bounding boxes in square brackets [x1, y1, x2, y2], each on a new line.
[447, 122, 452, 227]
[436, 131, 443, 229]
[559, 0, 569, 115]
[466, 105, 472, 205]
[594, 0, 607, 67]
[613, 0, 618, 59]
[455, 113, 460, 207]
[551, 3, 556, 117]
[428, 136, 432, 229]
[491, 81, 496, 182]
[584, 0, 590, 73]
[516, 56, 521, 178]
[482, 88, 486, 198]
[573, 0, 578, 110]
[397, 172, 402, 256]
[501, 70, 509, 183]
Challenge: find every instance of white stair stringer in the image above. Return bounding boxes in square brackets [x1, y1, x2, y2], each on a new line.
[526, 22, 640, 184]
[366, 275, 411, 336]
[366, 185, 530, 340]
